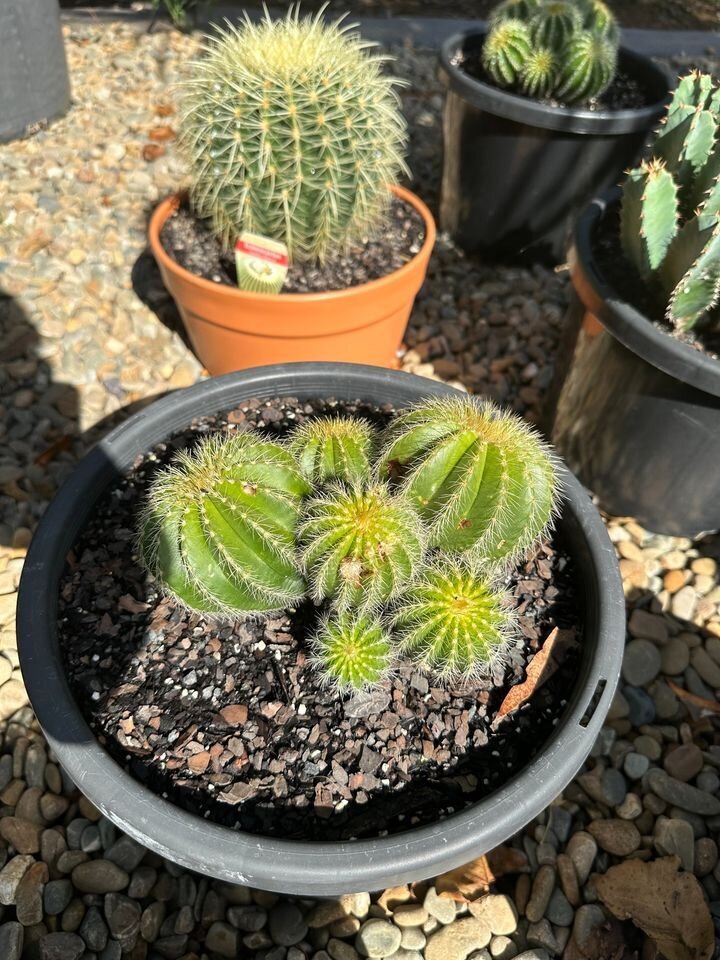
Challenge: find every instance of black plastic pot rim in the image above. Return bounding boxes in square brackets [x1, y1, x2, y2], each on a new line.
[439, 29, 670, 135]
[17, 363, 625, 896]
[571, 189, 720, 399]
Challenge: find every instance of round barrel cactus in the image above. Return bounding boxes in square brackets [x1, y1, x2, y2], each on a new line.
[141, 434, 310, 615]
[180, 9, 407, 263]
[379, 396, 560, 563]
[312, 611, 393, 691]
[393, 558, 514, 680]
[300, 483, 425, 611]
[289, 416, 373, 486]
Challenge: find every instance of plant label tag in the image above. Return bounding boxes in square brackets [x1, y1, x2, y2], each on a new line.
[235, 233, 289, 294]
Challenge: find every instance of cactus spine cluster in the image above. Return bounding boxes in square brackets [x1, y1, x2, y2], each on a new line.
[312, 612, 392, 690]
[379, 396, 560, 563]
[141, 396, 561, 691]
[290, 417, 373, 486]
[179, 8, 407, 264]
[482, 0, 619, 103]
[300, 483, 425, 611]
[620, 72, 720, 333]
[393, 559, 513, 681]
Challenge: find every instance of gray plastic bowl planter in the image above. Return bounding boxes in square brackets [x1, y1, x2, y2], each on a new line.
[550, 192, 720, 538]
[17, 363, 624, 896]
[0, 0, 71, 143]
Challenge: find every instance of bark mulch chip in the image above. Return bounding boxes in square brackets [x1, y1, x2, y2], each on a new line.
[58, 396, 582, 841]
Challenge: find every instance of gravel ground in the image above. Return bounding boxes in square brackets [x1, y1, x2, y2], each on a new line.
[0, 21, 719, 960]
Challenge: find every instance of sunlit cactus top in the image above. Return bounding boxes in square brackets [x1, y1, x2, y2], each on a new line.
[179, 7, 408, 262]
[482, 0, 619, 103]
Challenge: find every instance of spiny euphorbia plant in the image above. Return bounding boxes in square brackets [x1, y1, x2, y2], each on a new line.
[180, 7, 407, 263]
[621, 71, 720, 333]
[141, 395, 560, 691]
[483, 0, 619, 103]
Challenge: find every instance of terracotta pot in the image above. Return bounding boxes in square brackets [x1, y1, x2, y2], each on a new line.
[148, 185, 436, 374]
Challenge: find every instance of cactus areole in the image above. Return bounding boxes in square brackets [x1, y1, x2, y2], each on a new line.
[17, 364, 625, 894]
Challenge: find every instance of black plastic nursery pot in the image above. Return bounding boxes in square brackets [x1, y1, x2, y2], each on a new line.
[550, 194, 720, 539]
[0, 0, 71, 143]
[438, 29, 670, 264]
[17, 363, 624, 896]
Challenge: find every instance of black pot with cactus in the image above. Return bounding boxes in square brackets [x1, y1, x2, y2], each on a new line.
[438, 0, 670, 264]
[549, 72, 720, 537]
[17, 363, 624, 894]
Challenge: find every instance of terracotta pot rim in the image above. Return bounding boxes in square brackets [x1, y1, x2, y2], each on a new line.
[148, 184, 437, 303]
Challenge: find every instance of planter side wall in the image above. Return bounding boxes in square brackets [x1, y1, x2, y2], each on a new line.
[440, 91, 652, 264]
[0, 0, 71, 142]
[552, 300, 720, 537]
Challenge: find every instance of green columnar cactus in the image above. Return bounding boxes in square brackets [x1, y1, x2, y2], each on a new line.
[300, 483, 425, 611]
[180, 9, 407, 263]
[289, 417, 373, 486]
[482, 0, 619, 103]
[482, 19, 533, 89]
[620, 72, 720, 332]
[393, 559, 513, 680]
[312, 611, 392, 690]
[530, 1, 582, 48]
[521, 47, 559, 99]
[141, 434, 310, 615]
[556, 32, 617, 103]
[379, 396, 560, 563]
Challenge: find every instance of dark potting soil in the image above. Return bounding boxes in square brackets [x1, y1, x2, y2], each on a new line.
[58, 396, 583, 842]
[159, 196, 425, 294]
[456, 49, 649, 112]
[593, 203, 720, 360]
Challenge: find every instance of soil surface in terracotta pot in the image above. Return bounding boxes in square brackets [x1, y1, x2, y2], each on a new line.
[57, 396, 583, 842]
[160, 196, 425, 293]
[591, 201, 720, 360]
[457, 46, 654, 113]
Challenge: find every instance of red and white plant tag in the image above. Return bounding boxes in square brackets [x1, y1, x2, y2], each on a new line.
[235, 232, 289, 294]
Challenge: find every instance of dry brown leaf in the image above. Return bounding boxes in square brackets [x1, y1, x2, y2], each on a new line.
[667, 679, 720, 715]
[143, 143, 166, 162]
[17, 229, 51, 259]
[435, 846, 528, 902]
[118, 594, 150, 614]
[155, 102, 175, 117]
[494, 627, 576, 723]
[149, 124, 176, 142]
[34, 434, 73, 467]
[596, 856, 714, 960]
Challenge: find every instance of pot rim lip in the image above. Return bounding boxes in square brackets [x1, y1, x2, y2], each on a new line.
[16, 363, 625, 895]
[148, 184, 437, 303]
[571, 188, 720, 398]
[438, 28, 670, 134]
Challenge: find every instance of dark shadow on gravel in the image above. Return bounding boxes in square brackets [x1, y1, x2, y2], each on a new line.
[0, 290, 79, 547]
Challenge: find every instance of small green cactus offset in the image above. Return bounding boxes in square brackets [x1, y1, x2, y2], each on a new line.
[139, 399, 562, 692]
[300, 483, 425, 611]
[620, 72, 720, 333]
[289, 417, 373, 486]
[393, 558, 513, 680]
[379, 396, 560, 563]
[312, 611, 392, 690]
[482, 0, 619, 103]
[180, 8, 407, 263]
[141, 434, 309, 615]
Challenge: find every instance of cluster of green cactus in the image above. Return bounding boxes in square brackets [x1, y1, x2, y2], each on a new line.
[179, 7, 407, 266]
[141, 396, 560, 690]
[620, 72, 720, 333]
[483, 0, 619, 104]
